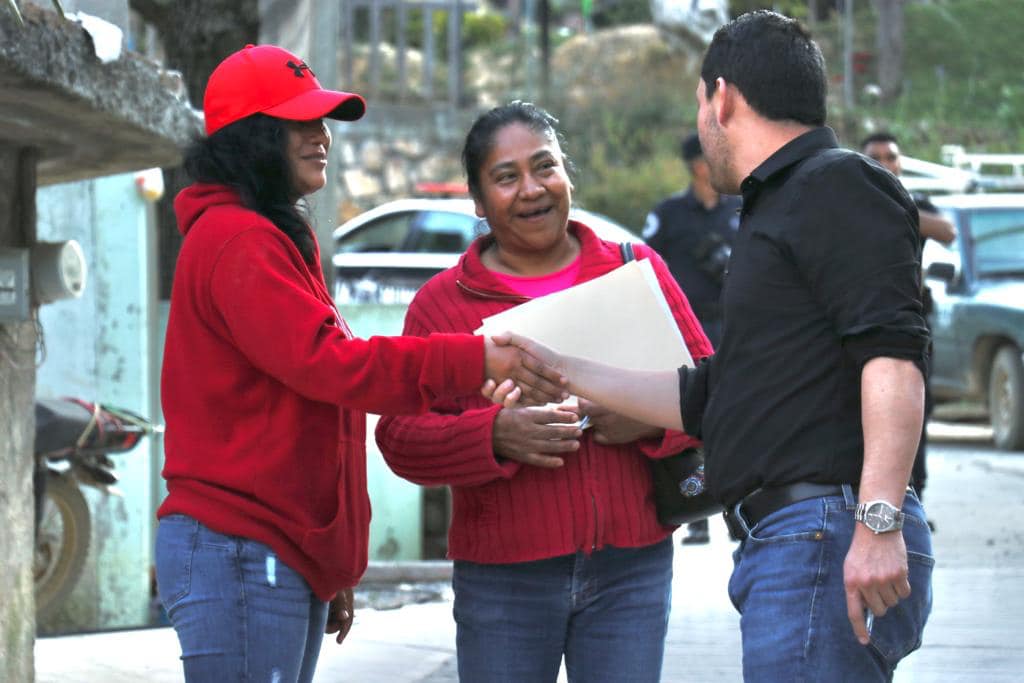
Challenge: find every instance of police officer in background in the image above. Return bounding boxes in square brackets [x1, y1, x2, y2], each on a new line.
[642, 132, 741, 545]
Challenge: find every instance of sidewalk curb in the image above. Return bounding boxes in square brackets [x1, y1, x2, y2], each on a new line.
[362, 560, 453, 584]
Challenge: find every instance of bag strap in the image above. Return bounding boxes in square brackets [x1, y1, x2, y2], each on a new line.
[620, 242, 635, 264]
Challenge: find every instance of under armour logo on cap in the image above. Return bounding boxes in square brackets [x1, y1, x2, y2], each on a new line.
[286, 60, 315, 78]
[202, 44, 365, 135]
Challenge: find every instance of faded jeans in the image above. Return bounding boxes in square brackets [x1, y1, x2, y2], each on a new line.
[155, 514, 328, 683]
[727, 485, 934, 682]
[453, 537, 673, 683]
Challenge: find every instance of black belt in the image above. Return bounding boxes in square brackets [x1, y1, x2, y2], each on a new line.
[723, 482, 848, 541]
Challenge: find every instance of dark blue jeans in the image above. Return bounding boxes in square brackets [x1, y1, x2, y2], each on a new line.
[453, 538, 673, 683]
[155, 514, 329, 683]
[727, 486, 934, 682]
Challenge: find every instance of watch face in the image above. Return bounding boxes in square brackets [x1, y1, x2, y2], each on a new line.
[865, 502, 896, 530]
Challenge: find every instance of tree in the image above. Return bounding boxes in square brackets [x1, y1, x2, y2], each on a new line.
[130, 0, 258, 104]
[128, 0, 259, 298]
[874, 0, 905, 101]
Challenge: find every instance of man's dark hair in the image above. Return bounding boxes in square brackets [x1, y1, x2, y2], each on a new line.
[860, 131, 899, 150]
[681, 133, 702, 163]
[184, 113, 315, 262]
[462, 100, 575, 202]
[701, 10, 827, 127]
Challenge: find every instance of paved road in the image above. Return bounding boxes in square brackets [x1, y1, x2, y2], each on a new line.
[35, 423, 1024, 682]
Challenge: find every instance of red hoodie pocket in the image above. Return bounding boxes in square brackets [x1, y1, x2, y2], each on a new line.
[300, 431, 371, 588]
[300, 495, 370, 587]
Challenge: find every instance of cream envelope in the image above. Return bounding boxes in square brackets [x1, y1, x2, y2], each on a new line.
[475, 258, 694, 372]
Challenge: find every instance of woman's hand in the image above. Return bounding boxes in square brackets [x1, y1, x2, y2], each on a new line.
[325, 588, 355, 645]
[480, 378, 520, 406]
[492, 405, 582, 468]
[577, 398, 664, 445]
[484, 334, 568, 405]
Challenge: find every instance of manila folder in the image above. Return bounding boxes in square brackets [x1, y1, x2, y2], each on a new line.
[475, 258, 694, 371]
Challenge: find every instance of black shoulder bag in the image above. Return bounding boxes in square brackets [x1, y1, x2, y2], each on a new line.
[620, 242, 724, 527]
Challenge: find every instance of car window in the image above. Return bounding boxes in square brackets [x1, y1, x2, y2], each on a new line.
[969, 209, 1024, 276]
[336, 212, 415, 253]
[402, 211, 482, 254]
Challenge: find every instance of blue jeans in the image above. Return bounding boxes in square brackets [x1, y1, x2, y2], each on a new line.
[727, 486, 934, 682]
[155, 514, 329, 683]
[453, 538, 673, 683]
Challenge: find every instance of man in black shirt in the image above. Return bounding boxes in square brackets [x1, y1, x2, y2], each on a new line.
[686, 12, 933, 678]
[500, 10, 935, 681]
[643, 133, 740, 544]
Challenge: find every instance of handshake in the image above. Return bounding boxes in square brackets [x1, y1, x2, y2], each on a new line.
[482, 332, 569, 408]
[482, 332, 684, 435]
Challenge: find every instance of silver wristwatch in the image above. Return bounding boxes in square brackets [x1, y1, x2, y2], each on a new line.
[854, 500, 905, 534]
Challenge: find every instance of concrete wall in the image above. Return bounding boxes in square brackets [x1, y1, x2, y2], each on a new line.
[24, 0, 132, 29]
[34, 172, 160, 634]
[0, 145, 38, 683]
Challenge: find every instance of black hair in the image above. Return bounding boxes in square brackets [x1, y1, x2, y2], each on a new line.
[701, 10, 827, 127]
[681, 133, 702, 163]
[461, 100, 576, 201]
[183, 114, 315, 262]
[860, 131, 899, 150]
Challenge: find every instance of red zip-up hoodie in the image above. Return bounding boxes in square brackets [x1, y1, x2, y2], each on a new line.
[158, 184, 484, 599]
[376, 222, 713, 563]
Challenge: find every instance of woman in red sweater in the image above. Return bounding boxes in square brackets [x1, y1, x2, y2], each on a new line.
[155, 47, 564, 683]
[376, 101, 713, 682]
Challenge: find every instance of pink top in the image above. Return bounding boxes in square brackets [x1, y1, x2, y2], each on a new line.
[491, 255, 583, 297]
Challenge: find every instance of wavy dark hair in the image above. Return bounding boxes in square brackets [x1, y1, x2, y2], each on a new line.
[183, 114, 315, 262]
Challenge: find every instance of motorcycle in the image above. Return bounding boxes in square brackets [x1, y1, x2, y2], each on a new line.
[33, 397, 160, 621]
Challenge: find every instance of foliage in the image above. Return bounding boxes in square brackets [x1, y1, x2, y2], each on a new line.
[546, 0, 1024, 227]
[574, 149, 690, 233]
[729, 0, 813, 20]
[590, 0, 651, 28]
[352, 6, 508, 60]
[549, 74, 697, 230]
[463, 10, 508, 49]
[828, 0, 1024, 157]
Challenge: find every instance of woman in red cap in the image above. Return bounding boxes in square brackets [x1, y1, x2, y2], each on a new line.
[155, 45, 565, 683]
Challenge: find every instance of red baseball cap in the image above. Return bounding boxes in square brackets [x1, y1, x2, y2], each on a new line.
[203, 44, 366, 136]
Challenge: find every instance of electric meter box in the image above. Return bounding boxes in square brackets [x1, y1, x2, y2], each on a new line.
[0, 247, 30, 322]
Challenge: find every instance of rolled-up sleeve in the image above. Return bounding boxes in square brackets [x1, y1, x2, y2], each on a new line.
[789, 157, 930, 379]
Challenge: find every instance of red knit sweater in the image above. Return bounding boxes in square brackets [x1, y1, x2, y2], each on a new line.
[159, 184, 484, 599]
[376, 222, 713, 563]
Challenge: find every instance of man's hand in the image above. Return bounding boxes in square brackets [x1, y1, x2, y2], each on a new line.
[325, 588, 355, 645]
[844, 527, 911, 645]
[492, 332, 564, 372]
[578, 398, 664, 445]
[492, 405, 582, 468]
[484, 334, 567, 406]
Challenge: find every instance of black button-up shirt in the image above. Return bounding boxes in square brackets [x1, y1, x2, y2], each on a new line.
[679, 127, 929, 506]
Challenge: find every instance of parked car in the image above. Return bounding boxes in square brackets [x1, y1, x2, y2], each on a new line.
[332, 198, 642, 305]
[924, 193, 1024, 450]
